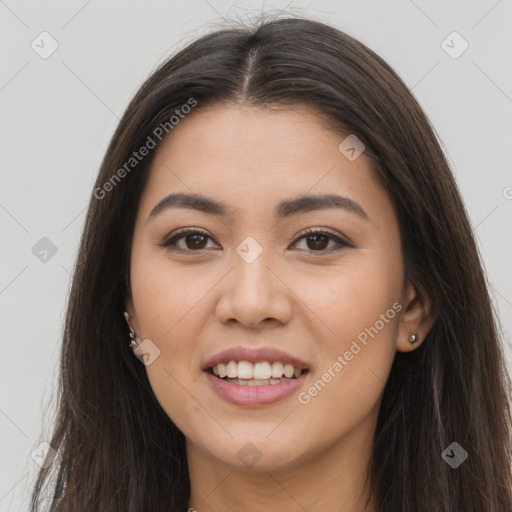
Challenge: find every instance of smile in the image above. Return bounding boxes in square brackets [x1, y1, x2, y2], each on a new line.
[204, 360, 310, 406]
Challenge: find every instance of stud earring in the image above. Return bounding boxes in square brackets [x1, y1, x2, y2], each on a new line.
[124, 311, 140, 348]
[409, 332, 419, 344]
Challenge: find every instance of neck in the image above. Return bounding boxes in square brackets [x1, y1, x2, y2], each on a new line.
[185, 418, 378, 512]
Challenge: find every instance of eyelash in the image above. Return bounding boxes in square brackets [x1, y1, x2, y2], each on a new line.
[159, 227, 354, 255]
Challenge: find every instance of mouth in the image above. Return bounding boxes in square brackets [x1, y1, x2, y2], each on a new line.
[203, 361, 310, 406]
[202, 347, 311, 405]
[205, 361, 310, 386]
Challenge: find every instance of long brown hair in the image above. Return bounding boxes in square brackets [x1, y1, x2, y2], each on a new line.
[30, 14, 512, 512]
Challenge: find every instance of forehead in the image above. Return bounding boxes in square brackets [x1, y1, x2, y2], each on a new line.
[137, 103, 391, 226]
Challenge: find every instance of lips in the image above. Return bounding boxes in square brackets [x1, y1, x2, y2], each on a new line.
[204, 369, 309, 405]
[203, 346, 310, 371]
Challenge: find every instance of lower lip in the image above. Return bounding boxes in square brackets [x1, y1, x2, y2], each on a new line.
[203, 370, 310, 406]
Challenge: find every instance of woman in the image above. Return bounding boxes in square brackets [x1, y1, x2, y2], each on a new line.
[30, 15, 512, 512]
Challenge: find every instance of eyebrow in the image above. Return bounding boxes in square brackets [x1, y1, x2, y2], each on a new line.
[148, 192, 369, 222]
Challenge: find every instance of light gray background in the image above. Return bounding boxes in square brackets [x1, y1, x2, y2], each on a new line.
[1, 1, 511, 510]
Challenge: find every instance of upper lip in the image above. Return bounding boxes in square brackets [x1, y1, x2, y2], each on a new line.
[203, 346, 310, 371]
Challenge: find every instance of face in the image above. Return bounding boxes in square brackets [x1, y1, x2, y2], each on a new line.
[125, 103, 417, 472]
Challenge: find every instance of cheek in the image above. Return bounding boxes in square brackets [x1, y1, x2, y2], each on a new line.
[295, 250, 403, 350]
[294, 253, 402, 415]
[131, 261, 206, 359]
[130, 240, 212, 338]
[129, 247, 210, 419]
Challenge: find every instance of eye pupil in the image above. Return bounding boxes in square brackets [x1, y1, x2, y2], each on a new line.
[307, 234, 329, 250]
[187, 234, 207, 249]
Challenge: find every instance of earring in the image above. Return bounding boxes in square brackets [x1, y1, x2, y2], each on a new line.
[124, 311, 140, 348]
[409, 332, 419, 344]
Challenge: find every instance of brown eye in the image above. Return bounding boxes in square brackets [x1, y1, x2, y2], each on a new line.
[183, 233, 208, 250]
[160, 228, 218, 252]
[304, 233, 330, 251]
[160, 227, 353, 254]
[292, 228, 353, 253]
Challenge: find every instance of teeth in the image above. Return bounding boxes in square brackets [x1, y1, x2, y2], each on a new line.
[238, 361, 253, 379]
[217, 363, 227, 378]
[223, 377, 294, 386]
[226, 360, 237, 378]
[271, 362, 284, 378]
[211, 360, 306, 380]
[283, 364, 294, 378]
[253, 362, 272, 379]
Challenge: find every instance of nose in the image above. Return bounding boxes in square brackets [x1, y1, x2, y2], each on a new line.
[214, 243, 293, 329]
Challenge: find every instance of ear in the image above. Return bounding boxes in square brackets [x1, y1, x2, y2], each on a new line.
[124, 297, 140, 339]
[396, 280, 436, 352]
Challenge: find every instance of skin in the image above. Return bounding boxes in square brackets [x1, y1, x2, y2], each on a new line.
[125, 103, 435, 512]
